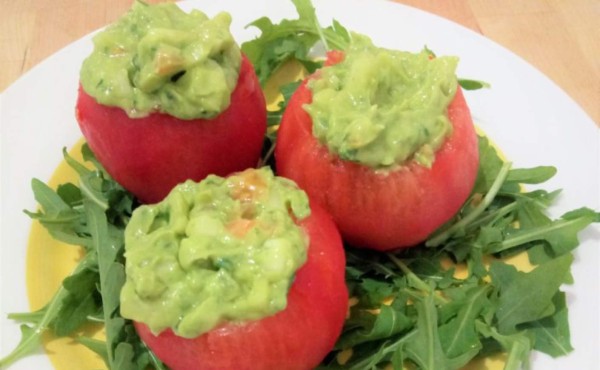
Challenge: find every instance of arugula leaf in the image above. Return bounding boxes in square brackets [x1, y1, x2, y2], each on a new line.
[257, 81, 303, 169]
[241, 0, 351, 86]
[471, 135, 505, 195]
[505, 166, 556, 184]
[0, 325, 39, 368]
[404, 293, 448, 370]
[30, 178, 73, 215]
[0, 251, 97, 368]
[337, 302, 412, 349]
[79, 169, 160, 369]
[0, 144, 164, 370]
[84, 197, 122, 366]
[476, 321, 534, 370]
[494, 207, 599, 256]
[458, 79, 490, 90]
[244, 34, 321, 86]
[267, 80, 302, 130]
[78, 337, 109, 363]
[523, 292, 574, 357]
[490, 254, 573, 334]
[438, 286, 490, 359]
[51, 267, 101, 336]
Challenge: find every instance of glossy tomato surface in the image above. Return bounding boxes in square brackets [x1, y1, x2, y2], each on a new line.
[76, 55, 266, 204]
[135, 203, 348, 370]
[276, 78, 479, 250]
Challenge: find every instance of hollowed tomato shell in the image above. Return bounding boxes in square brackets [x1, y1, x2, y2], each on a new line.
[275, 75, 479, 250]
[76, 55, 267, 204]
[134, 202, 348, 370]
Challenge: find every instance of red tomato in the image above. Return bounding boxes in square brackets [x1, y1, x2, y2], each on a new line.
[275, 73, 479, 250]
[76, 55, 266, 204]
[135, 202, 348, 370]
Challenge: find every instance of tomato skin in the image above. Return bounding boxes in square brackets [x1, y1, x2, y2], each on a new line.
[76, 55, 266, 204]
[275, 79, 479, 250]
[135, 203, 348, 370]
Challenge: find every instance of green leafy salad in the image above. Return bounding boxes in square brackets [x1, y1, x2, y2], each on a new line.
[1, 0, 598, 369]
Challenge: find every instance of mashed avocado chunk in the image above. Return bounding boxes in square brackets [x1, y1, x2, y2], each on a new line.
[80, 1, 241, 120]
[120, 168, 310, 338]
[305, 38, 458, 168]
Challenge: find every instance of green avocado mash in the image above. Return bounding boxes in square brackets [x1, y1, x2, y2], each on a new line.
[80, 1, 241, 120]
[120, 168, 310, 338]
[305, 38, 458, 168]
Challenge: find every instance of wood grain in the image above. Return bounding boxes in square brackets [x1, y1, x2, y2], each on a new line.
[1, 0, 598, 125]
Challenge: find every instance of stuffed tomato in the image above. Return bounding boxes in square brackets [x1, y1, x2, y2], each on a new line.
[120, 168, 348, 370]
[76, 2, 266, 204]
[276, 41, 479, 250]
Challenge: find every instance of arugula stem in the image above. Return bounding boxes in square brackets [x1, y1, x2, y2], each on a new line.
[346, 330, 417, 370]
[46, 230, 92, 249]
[63, 147, 91, 177]
[79, 174, 109, 210]
[142, 341, 169, 370]
[258, 24, 347, 50]
[494, 217, 587, 253]
[426, 161, 512, 247]
[387, 254, 449, 304]
[29, 213, 82, 224]
[257, 142, 276, 168]
[7, 310, 46, 323]
[84, 199, 119, 366]
[465, 202, 518, 231]
[86, 315, 105, 323]
[503, 339, 528, 370]
[309, 9, 329, 50]
[387, 254, 430, 292]
[368, 260, 397, 278]
[498, 191, 553, 210]
[0, 251, 97, 368]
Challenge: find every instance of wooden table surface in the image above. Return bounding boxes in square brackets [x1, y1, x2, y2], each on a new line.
[1, 0, 598, 126]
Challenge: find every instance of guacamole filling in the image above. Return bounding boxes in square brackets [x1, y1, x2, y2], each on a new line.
[120, 168, 310, 338]
[305, 38, 459, 169]
[80, 1, 241, 120]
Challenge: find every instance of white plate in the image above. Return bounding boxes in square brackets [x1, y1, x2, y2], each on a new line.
[1, 0, 598, 369]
